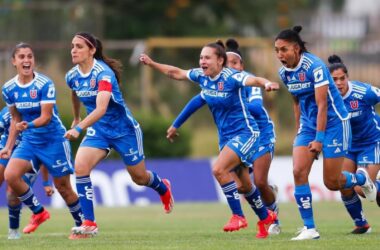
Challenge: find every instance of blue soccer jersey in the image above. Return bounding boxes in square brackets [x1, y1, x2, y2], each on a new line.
[342, 81, 380, 150]
[187, 67, 259, 148]
[65, 59, 138, 138]
[2, 72, 66, 144]
[279, 52, 349, 129]
[0, 106, 12, 148]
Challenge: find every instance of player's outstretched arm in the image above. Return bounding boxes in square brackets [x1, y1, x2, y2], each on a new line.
[139, 53, 188, 80]
[245, 75, 280, 91]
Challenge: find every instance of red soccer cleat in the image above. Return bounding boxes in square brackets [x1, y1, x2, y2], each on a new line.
[71, 220, 98, 236]
[223, 214, 248, 232]
[256, 210, 277, 239]
[23, 209, 50, 234]
[160, 179, 174, 213]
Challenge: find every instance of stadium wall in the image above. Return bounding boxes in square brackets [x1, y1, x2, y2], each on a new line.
[0, 157, 340, 208]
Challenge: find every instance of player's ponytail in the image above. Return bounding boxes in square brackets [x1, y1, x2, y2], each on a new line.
[74, 32, 123, 84]
[275, 25, 308, 53]
[205, 40, 227, 67]
[226, 38, 243, 62]
[327, 54, 348, 75]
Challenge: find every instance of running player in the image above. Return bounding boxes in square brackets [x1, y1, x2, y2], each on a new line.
[64, 32, 173, 238]
[0, 106, 54, 240]
[328, 54, 380, 234]
[275, 26, 377, 240]
[166, 38, 281, 235]
[0, 43, 83, 238]
[140, 40, 279, 238]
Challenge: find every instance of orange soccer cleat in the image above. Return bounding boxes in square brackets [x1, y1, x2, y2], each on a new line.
[160, 179, 174, 213]
[23, 209, 50, 234]
[256, 210, 277, 239]
[223, 214, 248, 232]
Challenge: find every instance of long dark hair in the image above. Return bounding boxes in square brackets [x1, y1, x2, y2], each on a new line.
[275, 25, 308, 53]
[327, 54, 348, 75]
[12, 42, 34, 58]
[75, 32, 123, 83]
[204, 40, 227, 67]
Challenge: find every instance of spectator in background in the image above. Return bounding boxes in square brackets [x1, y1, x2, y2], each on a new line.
[274, 25, 376, 240]
[65, 32, 173, 238]
[328, 54, 380, 234]
[140, 40, 279, 238]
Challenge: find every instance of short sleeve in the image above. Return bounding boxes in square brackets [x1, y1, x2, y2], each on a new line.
[40, 82, 56, 104]
[2, 89, 14, 107]
[366, 85, 380, 106]
[311, 64, 330, 88]
[187, 68, 202, 83]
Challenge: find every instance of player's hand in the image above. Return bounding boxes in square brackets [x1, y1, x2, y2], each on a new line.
[64, 128, 80, 141]
[139, 54, 153, 66]
[308, 141, 322, 160]
[71, 118, 81, 128]
[15, 121, 28, 131]
[44, 186, 54, 197]
[0, 147, 11, 159]
[264, 82, 280, 91]
[166, 126, 179, 143]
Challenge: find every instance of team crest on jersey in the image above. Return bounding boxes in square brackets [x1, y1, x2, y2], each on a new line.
[350, 100, 359, 109]
[90, 78, 96, 88]
[14, 92, 18, 99]
[298, 72, 306, 82]
[75, 80, 79, 88]
[30, 89, 37, 99]
[218, 81, 224, 91]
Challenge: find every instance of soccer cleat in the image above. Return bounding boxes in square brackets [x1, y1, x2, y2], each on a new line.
[351, 224, 371, 234]
[256, 210, 277, 239]
[357, 168, 377, 202]
[71, 220, 98, 236]
[291, 227, 320, 240]
[160, 179, 174, 213]
[223, 214, 248, 232]
[268, 222, 281, 235]
[23, 209, 50, 234]
[8, 229, 21, 240]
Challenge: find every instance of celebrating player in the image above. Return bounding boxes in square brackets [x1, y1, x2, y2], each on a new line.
[64, 32, 174, 238]
[140, 40, 279, 238]
[328, 54, 380, 234]
[0, 43, 83, 238]
[166, 38, 281, 235]
[275, 26, 377, 240]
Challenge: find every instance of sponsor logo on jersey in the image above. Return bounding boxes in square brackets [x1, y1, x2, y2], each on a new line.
[30, 89, 37, 99]
[202, 89, 228, 98]
[350, 100, 359, 109]
[287, 82, 311, 91]
[298, 72, 306, 82]
[22, 92, 28, 98]
[334, 147, 341, 154]
[15, 102, 40, 109]
[218, 81, 224, 91]
[352, 93, 363, 100]
[327, 139, 342, 148]
[90, 78, 96, 88]
[76, 90, 98, 97]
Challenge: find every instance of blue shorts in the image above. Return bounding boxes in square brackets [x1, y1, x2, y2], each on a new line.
[346, 141, 380, 166]
[294, 119, 351, 158]
[81, 126, 145, 166]
[254, 142, 275, 160]
[12, 139, 74, 178]
[225, 132, 260, 167]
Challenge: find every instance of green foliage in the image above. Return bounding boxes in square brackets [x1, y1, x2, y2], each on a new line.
[135, 113, 192, 158]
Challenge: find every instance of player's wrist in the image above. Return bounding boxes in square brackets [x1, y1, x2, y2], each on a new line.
[74, 125, 83, 134]
[27, 122, 35, 129]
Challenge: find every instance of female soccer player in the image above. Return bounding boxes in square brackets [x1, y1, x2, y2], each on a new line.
[328, 54, 380, 234]
[64, 32, 173, 238]
[166, 38, 281, 235]
[274, 26, 376, 240]
[0, 106, 54, 239]
[140, 40, 279, 238]
[0, 43, 83, 238]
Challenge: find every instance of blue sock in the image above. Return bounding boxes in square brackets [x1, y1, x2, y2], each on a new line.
[266, 200, 279, 224]
[244, 186, 268, 220]
[18, 187, 43, 214]
[294, 184, 315, 229]
[343, 171, 366, 188]
[8, 204, 22, 229]
[76, 176, 95, 222]
[147, 171, 167, 195]
[68, 199, 84, 226]
[341, 193, 367, 227]
[222, 181, 243, 217]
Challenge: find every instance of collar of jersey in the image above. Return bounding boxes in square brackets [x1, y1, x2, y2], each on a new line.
[77, 59, 97, 78]
[15, 72, 38, 88]
[342, 81, 353, 100]
[208, 70, 222, 81]
[282, 53, 305, 72]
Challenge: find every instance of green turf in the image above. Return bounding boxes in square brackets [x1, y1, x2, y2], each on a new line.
[0, 201, 378, 249]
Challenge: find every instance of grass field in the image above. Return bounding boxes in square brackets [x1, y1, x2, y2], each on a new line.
[0, 201, 378, 250]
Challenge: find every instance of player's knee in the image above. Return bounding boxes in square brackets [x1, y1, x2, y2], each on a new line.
[254, 179, 267, 190]
[324, 178, 340, 191]
[212, 166, 225, 180]
[293, 167, 307, 183]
